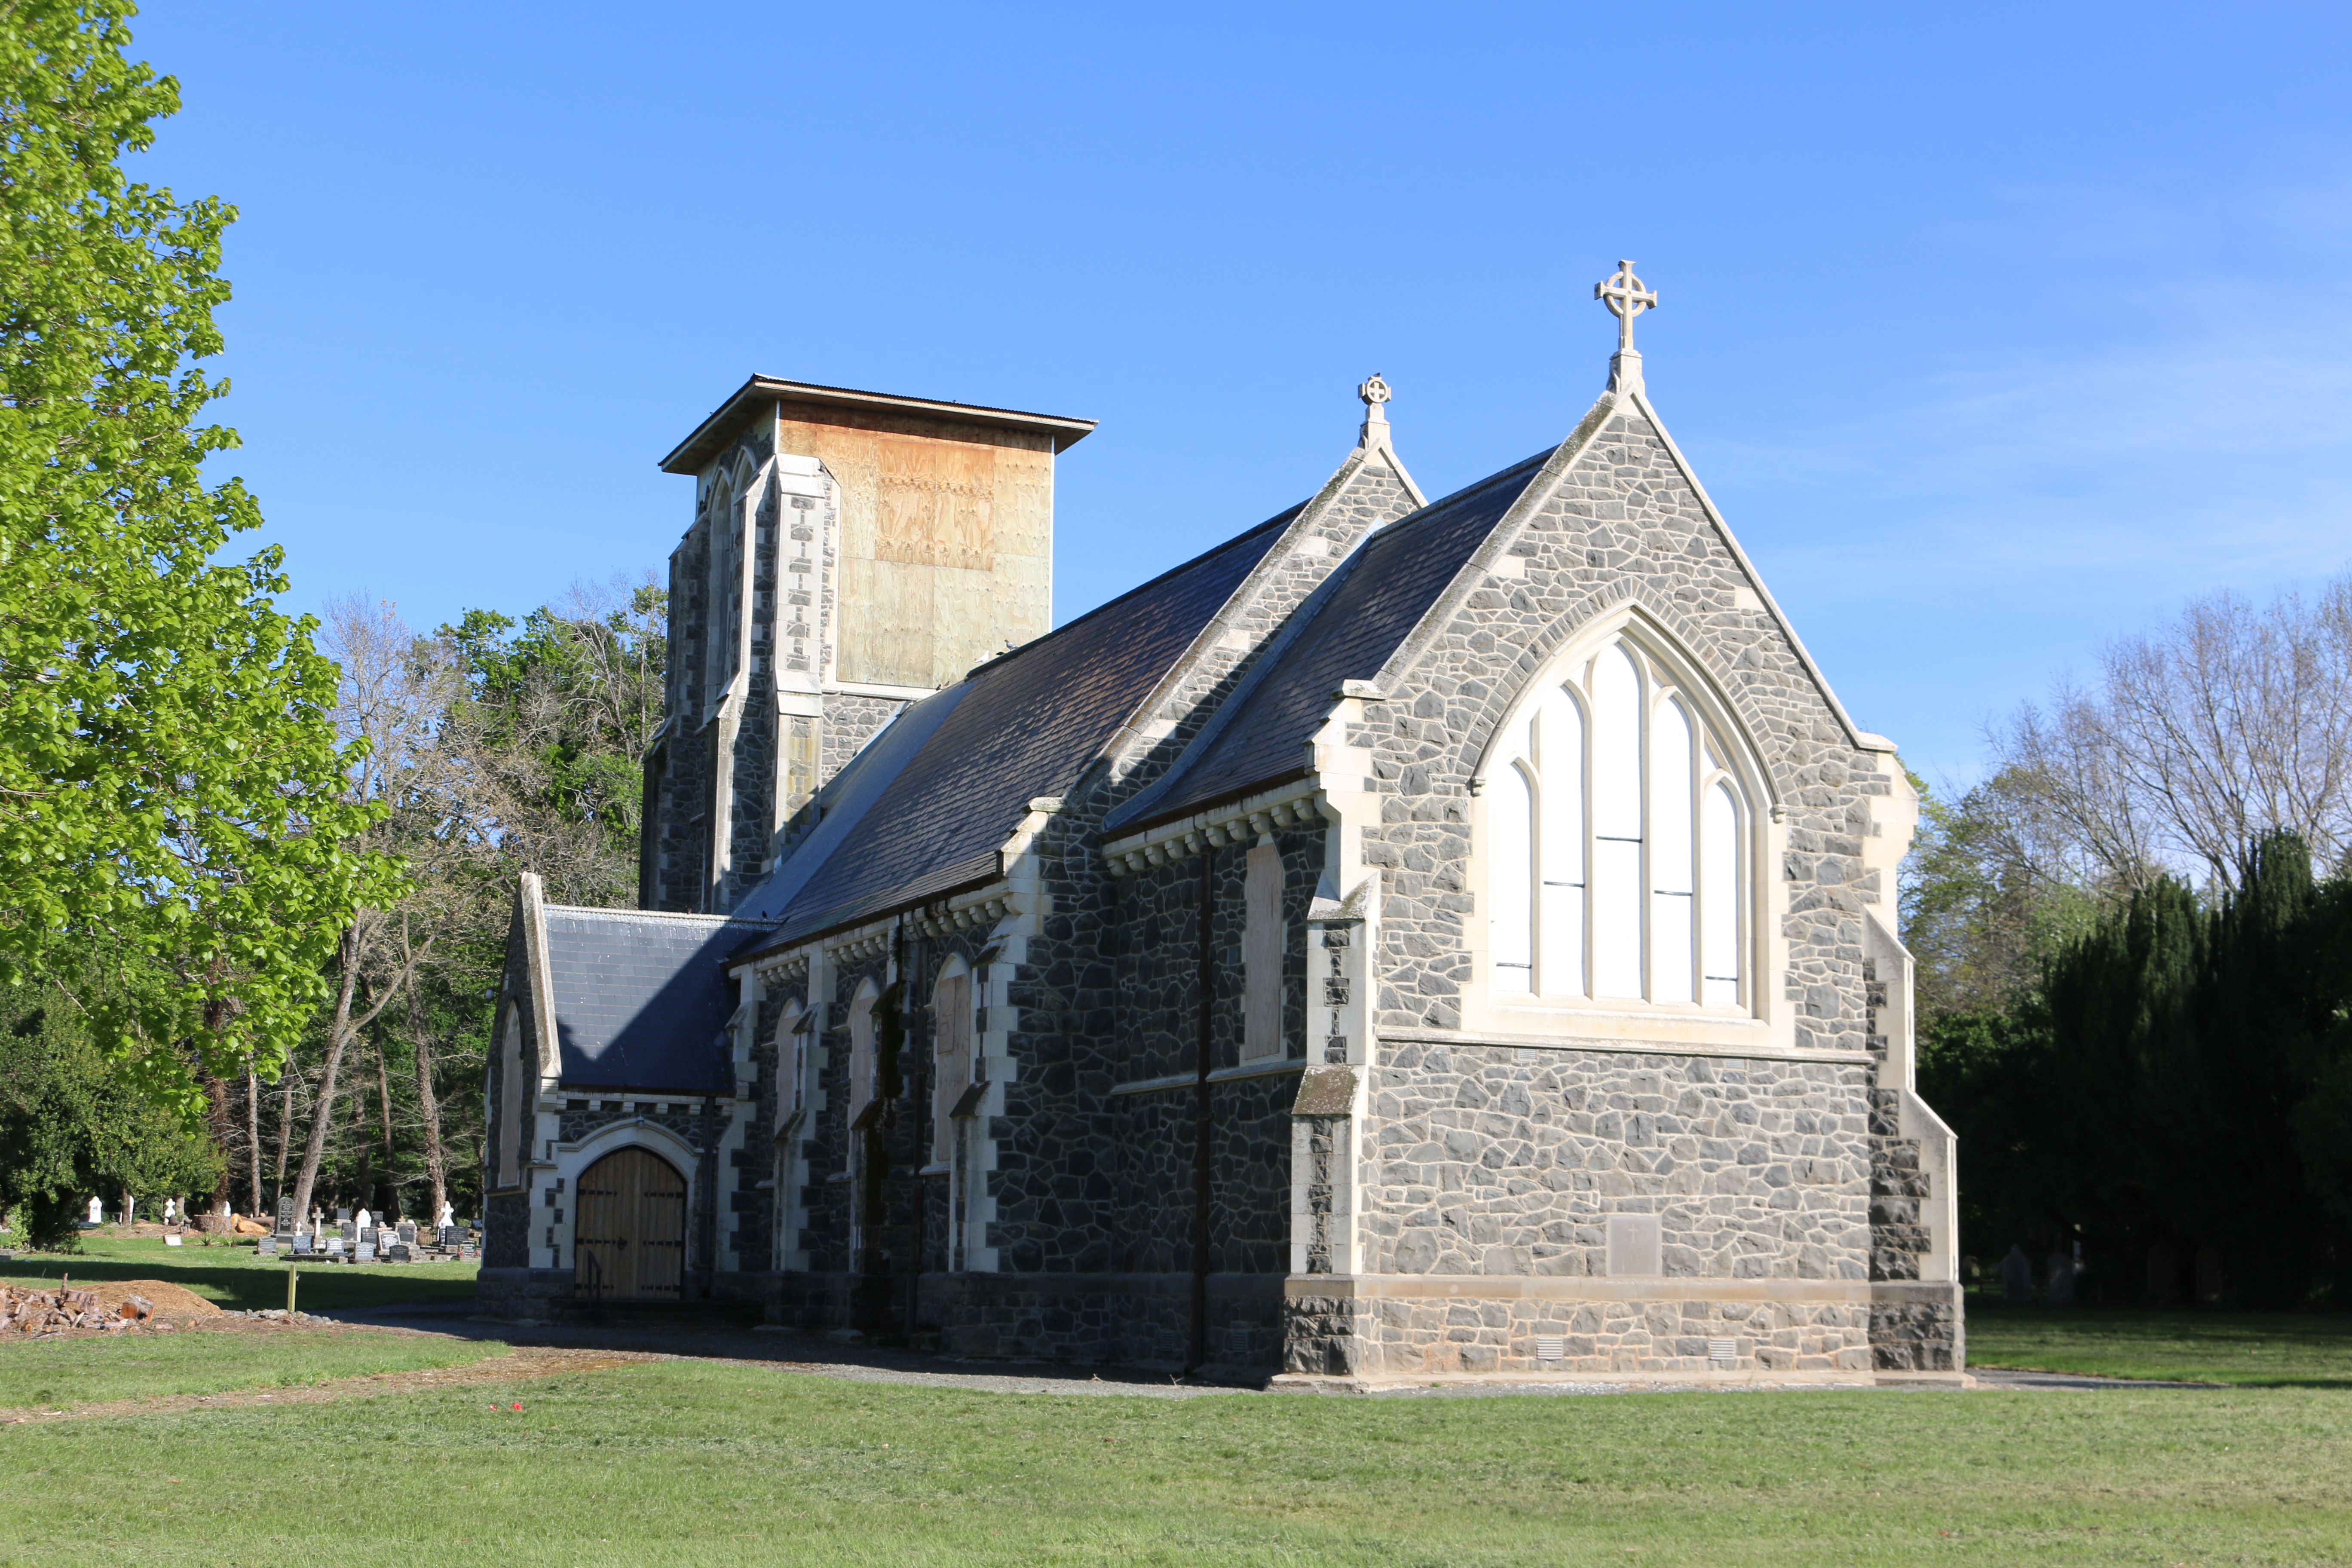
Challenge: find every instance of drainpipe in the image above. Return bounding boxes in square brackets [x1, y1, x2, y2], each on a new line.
[1190, 848, 1215, 1374]
[902, 918, 925, 1341]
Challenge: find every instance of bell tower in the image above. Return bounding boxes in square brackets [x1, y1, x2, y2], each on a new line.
[641, 377, 1095, 913]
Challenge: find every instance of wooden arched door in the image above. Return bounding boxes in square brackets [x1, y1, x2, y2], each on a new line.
[573, 1147, 687, 1302]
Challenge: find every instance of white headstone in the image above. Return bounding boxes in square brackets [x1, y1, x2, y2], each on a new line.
[438, 1201, 454, 1230]
[356, 1208, 371, 1232]
[87, 1196, 103, 1225]
[162, 1198, 176, 1224]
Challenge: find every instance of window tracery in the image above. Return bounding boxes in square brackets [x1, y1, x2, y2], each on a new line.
[1488, 633, 1751, 1010]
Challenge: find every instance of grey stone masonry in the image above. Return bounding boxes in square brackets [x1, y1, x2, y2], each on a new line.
[1363, 1047, 1872, 1283]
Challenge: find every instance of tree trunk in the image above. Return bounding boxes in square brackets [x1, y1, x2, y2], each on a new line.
[409, 977, 449, 1226]
[244, 1065, 264, 1217]
[352, 1074, 373, 1220]
[275, 1059, 297, 1204]
[374, 1022, 398, 1219]
[288, 926, 363, 1229]
[202, 1073, 233, 1215]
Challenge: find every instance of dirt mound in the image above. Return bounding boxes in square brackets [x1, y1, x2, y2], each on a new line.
[91, 1280, 220, 1317]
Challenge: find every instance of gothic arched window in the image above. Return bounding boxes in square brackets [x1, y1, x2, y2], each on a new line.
[1488, 634, 1751, 1010]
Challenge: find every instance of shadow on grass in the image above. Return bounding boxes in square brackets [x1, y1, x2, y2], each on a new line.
[1, 1247, 477, 1314]
[1967, 1302, 2352, 1388]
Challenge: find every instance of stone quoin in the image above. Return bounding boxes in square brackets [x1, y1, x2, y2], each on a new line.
[480, 272, 1964, 1385]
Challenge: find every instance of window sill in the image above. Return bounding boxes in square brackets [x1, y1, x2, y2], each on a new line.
[1108, 1057, 1310, 1097]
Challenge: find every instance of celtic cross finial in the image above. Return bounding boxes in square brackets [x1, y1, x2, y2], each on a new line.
[1358, 373, 1391, 409]
[1593, 260, 1657, 357]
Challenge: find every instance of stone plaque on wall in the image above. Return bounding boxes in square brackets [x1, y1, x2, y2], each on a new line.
[1606, 1214, 1662, 1277]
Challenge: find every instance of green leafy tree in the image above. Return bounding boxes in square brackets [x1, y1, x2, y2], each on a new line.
[0, 964, 222, 1250]
[0, 2, 398, 1108]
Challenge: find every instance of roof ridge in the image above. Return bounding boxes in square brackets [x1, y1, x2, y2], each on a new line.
[546, 903, 773, 925]
[1113, 447, 1556, 829]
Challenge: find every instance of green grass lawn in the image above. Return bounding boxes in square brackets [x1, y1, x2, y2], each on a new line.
[2, 1346, 2350, 1565]
[0, 1327, 506, 1411]
[0, 1231, 478, 1314]
[1967, 1304, 2352, 1386]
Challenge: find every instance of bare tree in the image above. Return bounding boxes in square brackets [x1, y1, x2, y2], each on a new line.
[286, 597, 476, 1229]
[1989, 575, 2352, 890]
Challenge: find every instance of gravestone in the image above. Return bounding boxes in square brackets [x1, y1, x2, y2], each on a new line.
[277, 1196, 297, 1235]
[439, 1225, 459, 1247]
[355, 1242, 376, 1262]
[2000, 1244, 2034, 1304]
[165, 1233, 183, 1248]
[340, 1221, 356, 1241]
[2146, 1242, 2179, 1305]
[358, 1227, 375, 1247]
[293, 1233, 313, 1255]
[356, 1208, 372, 1233]
[86, 1197, 102, 1225]
[326, 1234, 345, 1255]
[396, 1220, 416, 1246]
[2196, 1243, 2226, 1304]
[437, 1201, 454, 1231]
[258, 1236, 278, 1256]
[2045, 1246, 2076, 1305]
[386, 1243, 410, 1262]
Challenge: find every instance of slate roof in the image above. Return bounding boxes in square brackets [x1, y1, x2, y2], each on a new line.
[730, 503, 1304, 961]
[543, 907, 767, 1094]
[1106, 451, 1549, 831]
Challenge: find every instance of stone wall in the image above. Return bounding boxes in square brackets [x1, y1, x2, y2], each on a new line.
[1362, 1047, 1873, 1280]
[820, 694, 908, 784]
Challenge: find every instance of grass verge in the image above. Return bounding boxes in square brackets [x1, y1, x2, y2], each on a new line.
[1, 1354, 2350, 1564]
[0, 1326, 507, 1411]
[1966, 1305, 2352, 1386]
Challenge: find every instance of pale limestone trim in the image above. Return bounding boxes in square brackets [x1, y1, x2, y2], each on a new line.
[1867, 910, 1959, 1285]
[1285, 1274, 1877, 1303]
[1367, 392, 1619, 697]
[542, 1115, 707, 1280]
[1378, 1027, 1870, 1066]
[1108, 1057, 1309, 1097]
[1099, 417, 1415, 787]
[521, 873, 560, 1082]
[1271, 1369, 1954, 1393]
[827, 679, 938, 701]
[1100, 780, 1327, 874]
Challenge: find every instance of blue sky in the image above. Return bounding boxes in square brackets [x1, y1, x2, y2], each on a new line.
[123, 2, 2352, 787]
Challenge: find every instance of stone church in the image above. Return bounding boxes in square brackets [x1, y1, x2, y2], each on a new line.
[481, 265, 1965, 1383]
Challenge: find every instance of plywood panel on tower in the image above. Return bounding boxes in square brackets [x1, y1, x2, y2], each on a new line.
[775, 410, 1053, 692]
[840, 555, 936, 690]
[876, 435, 995, 572]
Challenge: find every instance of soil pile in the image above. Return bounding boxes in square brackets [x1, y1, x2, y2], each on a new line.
[91, 1280, 220, 1317]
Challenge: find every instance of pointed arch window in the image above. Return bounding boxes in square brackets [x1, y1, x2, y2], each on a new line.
[1488, 634, 1750, 1009]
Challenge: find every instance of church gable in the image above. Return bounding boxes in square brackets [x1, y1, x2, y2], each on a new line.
[1098, 381, 1426, 802]
[1350, 386, 1907, 1054]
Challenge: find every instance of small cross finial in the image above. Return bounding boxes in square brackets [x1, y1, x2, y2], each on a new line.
[1594, 260, 1657, 354]
[1356, 372, 1393, 448]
